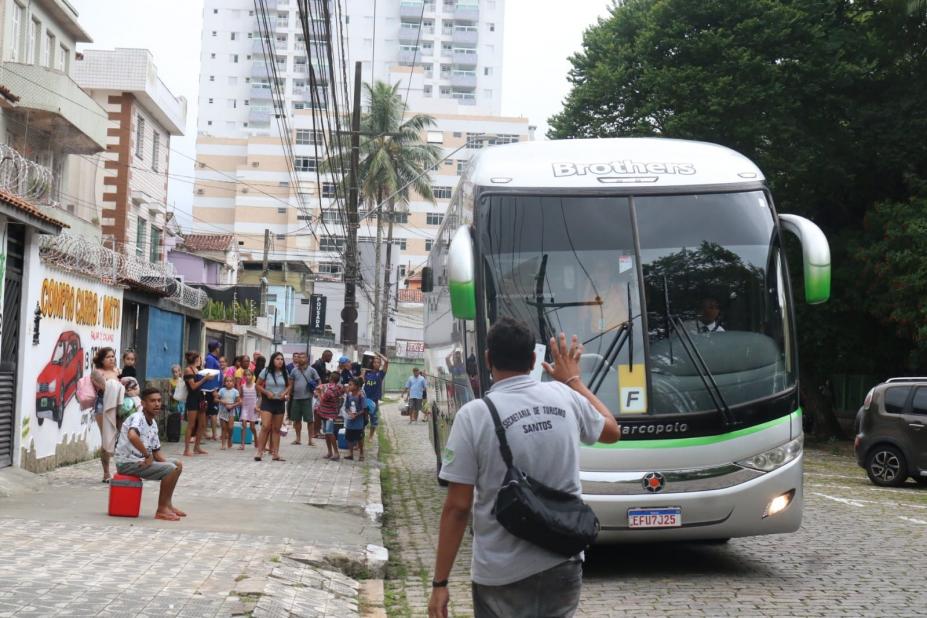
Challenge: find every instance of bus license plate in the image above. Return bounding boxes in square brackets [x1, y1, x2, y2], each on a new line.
[628, 507, 681, 528]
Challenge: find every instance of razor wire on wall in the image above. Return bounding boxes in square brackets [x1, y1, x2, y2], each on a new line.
[0, 144, 54, 203]
[39, 233, 208, 310]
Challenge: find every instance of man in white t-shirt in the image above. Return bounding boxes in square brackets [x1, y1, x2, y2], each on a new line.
[115, 387, 186, 522]
[428, 318, 620, 618]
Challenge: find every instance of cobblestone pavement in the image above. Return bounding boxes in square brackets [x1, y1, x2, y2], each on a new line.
[0, 434, 384, 616]
[378, 404, 927, 617]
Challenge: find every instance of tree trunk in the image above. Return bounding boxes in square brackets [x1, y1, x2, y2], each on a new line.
[372, 192, 383, 349]
[379, 198, 396, 354]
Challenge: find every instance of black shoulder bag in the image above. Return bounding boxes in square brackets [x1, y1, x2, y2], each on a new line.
[483, 395, 600, 557]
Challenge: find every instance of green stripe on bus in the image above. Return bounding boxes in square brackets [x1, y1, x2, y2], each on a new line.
[587, 409, 801, 449]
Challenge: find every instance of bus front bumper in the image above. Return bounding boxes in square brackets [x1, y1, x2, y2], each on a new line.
[584, 455, 803, 543]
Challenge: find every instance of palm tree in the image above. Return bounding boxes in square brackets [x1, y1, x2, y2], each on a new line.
[325, 81, 442, 352]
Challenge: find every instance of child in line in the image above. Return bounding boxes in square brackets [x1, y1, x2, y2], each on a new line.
[341, 377, 367, 462]
[315, 372, 344, 461]
[169, 364, 186, 417]
[239, 368, 259, 451]
[216, 375, 241, 450]
[118, 376, 141, 432]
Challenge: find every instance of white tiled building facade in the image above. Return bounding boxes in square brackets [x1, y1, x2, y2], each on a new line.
[193, 0, 531, 345]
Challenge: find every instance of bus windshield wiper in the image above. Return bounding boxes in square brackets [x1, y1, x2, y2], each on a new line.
[662, 276, 736, 426]
[587, 283, 635, 395]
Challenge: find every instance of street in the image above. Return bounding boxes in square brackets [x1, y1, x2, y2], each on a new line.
[0, 435, 386, 617]
[377, 404, 927, 617]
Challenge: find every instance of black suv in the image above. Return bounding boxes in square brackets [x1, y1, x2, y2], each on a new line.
[855, 378, 927, 487]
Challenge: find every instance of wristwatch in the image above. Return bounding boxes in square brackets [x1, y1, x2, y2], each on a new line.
[431, 579, 448, 588]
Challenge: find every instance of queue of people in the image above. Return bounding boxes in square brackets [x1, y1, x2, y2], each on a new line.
[168, 341, 390, 464]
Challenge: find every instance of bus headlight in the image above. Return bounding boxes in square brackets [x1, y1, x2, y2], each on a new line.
[736, 436, 803, 472]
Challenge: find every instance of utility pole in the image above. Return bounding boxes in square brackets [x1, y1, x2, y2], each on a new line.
[260, 228, 270, 317]
[378, 199, 395, 354]
[372, 190, 383, 352]
[340, 61, 362, 354]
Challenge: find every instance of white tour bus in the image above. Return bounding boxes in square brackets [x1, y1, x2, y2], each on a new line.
[420, 137, 830, 542]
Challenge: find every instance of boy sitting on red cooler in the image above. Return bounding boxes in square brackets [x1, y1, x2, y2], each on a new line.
[114, 387, 186, 521]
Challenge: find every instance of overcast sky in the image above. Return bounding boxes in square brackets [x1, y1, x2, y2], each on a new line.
[70, 0, 612, 226]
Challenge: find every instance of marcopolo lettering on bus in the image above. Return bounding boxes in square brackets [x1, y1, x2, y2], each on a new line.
[552, 160, 696, 177]
[621, 422, 689, 436]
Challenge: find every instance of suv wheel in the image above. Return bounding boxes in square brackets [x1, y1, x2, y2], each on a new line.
[865, 445, 908, 487]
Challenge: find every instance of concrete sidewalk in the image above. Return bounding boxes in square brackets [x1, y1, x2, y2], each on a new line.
[0, 428, 386, 617]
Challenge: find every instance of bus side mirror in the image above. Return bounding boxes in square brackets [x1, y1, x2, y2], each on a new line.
[421, 266, 434, 293]
[779, 214, 831, 304]
[447, 225, 477, 319]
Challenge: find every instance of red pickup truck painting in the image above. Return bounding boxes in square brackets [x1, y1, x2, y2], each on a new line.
[36, 331, 84, 428]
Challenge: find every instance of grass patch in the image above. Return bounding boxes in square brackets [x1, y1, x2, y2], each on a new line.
[379, 424, 413, 617]
[270, 555, 281, 564]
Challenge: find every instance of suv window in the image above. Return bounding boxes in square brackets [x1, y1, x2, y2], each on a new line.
[911, 387, 927, 415]
[884, 386, 911, 414]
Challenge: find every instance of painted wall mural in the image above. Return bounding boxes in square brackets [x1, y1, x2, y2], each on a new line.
[19, 262, 123, 472]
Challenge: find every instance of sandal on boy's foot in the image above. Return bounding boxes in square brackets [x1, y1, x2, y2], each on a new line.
[344, 455, 354, 461]
[272, 456, 286, 462]
[171, 507, 188, 517]
[358, 455, 366, 462]
[155, 511, 180, 522]
[291, 440, 301, 445]
[254, 456, 263, 462]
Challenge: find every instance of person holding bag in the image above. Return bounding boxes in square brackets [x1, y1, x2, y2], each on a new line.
[428, 318, 620, 618]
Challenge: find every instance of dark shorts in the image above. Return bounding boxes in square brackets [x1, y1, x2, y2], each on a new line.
[345, 428, 364, 443]
[203, 392, 219, 416]
[289, 398, 313, 422]
[263, 398, 286, 415]
[410, 398, 423, 412]
[472, 559, 582, 618]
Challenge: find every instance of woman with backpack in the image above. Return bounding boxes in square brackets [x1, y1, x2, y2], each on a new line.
[254, 352, 291, 462]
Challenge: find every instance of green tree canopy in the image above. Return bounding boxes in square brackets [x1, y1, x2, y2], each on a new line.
[550, 0, 927, 432]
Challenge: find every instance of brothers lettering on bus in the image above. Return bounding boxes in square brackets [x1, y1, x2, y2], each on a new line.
[552, 161, 696, 177]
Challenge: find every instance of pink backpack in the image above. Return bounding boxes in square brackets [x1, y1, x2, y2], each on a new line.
[76, 375, 98, 409]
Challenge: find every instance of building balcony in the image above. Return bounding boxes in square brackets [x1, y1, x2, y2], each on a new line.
[451, 28, 479, 47]
[248, 109, 272, 124]
[250, 85, 273, 100]
[251, 62, 270, 79]
[450, 92, 477, 105]
[450, 71, 477, 89]
[451, 50, 478, 67]
[252, 37, 271, 54]
[399, 24, 428, 43]
[453, 3, 479, 23]
[398, 48, 423, 65]
[1, 62, 107, 153]
[399, 1, 425, 19]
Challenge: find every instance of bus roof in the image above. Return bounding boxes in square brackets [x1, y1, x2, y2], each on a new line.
[466, 137, 765, 190]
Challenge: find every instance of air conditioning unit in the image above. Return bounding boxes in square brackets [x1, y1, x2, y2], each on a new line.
[251, 161, 259, 167]
[242, 188, 249, 194]
[196, 188, 204, 195]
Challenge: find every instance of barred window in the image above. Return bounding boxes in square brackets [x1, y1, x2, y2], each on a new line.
[321, 209, 342, 225]
[319, 235, 344, 251]
[295, 157, 317, 172]
[321, 182, 337, 198]
[432, 185, 452, 200]
[426, 212, 443, 225]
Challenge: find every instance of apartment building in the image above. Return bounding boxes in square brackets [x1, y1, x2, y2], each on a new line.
[194, 0, 531, 346]
[70, 48, 187, 260]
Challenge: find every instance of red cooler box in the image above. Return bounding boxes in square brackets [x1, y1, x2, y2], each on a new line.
[108, 474, 143, 517]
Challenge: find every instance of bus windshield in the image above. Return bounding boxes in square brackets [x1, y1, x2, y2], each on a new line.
[479, 190, 794, 418]
[638, 191, 794, 414]
[480, 195, 644, 416]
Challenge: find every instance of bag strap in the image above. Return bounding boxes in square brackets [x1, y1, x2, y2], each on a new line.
[483, 395, 514, 469]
